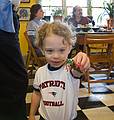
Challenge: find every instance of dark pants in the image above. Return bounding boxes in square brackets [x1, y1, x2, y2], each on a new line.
[0, 101, 27, 120]
[0, 30, 28, 120]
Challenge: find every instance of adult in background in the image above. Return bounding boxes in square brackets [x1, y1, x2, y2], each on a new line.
[0, 0, 28, 120]
[26, 4, 46, 56]
[68, 5, 89, 27]
[68, 5, 90, 53]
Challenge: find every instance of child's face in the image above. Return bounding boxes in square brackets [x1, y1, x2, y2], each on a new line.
[44, 34, 71, 68]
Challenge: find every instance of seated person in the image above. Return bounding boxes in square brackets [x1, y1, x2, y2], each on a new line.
[26, 4, 46, 57]
[68, 5, 89, 27]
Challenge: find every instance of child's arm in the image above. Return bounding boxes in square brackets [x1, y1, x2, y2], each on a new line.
[29, 90, 41, 120]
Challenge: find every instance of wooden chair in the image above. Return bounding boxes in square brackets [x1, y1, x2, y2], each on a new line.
[24, 32, 46, 77]
[83, 33, 114, 93]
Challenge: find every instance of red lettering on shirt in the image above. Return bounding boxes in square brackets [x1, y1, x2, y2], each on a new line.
[39, 80, 65, 90]
[43, 100, 64, 106]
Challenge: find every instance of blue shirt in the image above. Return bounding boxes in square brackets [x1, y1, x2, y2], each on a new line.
[0, 0, 15, 32]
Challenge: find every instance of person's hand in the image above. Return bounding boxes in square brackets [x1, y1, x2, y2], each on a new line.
[72, 52, 90, 72]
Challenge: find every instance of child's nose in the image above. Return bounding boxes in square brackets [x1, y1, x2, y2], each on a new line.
[53, 52, 59, 58]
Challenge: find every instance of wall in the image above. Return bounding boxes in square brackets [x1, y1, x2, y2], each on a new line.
[19, 0, 36, 56]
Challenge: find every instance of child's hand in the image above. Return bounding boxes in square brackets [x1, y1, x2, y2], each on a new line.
[66, 59, 83, 78]
[73, 52, 90, 72]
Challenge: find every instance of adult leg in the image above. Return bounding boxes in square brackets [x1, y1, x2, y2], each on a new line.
[0, 30, 28, 120]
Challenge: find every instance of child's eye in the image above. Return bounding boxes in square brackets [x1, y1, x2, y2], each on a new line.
[45, 49, 53, 54]
[60, 49, 65, 52]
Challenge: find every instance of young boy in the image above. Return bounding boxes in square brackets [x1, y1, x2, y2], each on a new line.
[29, 22, 90, 120]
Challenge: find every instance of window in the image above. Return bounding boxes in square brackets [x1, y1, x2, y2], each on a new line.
[41, 0, 62, 17]
[41, 0, 88, 21]
[66, 0, 88, 16]
[41, 0, 111, 25]
[66, 0, 87, 7]
[91, 0, 111, 26]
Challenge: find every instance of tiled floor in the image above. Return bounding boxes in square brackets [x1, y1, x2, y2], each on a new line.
[26, 77, 114, 120]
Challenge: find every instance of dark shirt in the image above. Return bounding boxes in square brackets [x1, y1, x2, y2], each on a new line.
[68, 16, 89, 27]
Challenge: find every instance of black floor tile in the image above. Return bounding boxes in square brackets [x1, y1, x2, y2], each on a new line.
[78, 96, 106, 109]
[108, 105, 114, 112]
[75, 110, 89, 120]
[80, 83, 85, 88]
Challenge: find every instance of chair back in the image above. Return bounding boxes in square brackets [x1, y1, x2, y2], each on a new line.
[24, 31, 46, 69]
[84, 33, 114, 62]
[83, 33, 114, 93]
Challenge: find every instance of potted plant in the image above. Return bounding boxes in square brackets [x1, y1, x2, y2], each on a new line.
[97, 1, 114, 29]
[51, 8, 63, 21]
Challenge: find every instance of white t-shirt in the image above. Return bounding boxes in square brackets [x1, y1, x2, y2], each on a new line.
[33, 64, 80, 120]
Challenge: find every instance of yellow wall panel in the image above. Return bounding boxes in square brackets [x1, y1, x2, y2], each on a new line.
[19, 0, 36, 56]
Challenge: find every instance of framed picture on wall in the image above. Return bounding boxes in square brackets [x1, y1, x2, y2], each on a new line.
[18, 7, 30, 21]
[21, 0, 30, 3]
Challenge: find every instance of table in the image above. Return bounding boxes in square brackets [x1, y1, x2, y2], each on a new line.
[75, 32, 114, 52]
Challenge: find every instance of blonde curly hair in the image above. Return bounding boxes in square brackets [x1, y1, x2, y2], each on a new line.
[35, 21, 72, 50]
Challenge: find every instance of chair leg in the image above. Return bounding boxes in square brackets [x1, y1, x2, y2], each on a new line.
[88, 80, 91, 93]
[107, 63, 113, 79]
[26, 51, 31, 69]
[86, 71, 91, 93]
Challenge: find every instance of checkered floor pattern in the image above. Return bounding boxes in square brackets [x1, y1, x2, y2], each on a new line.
[26, 77, 114, 120]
